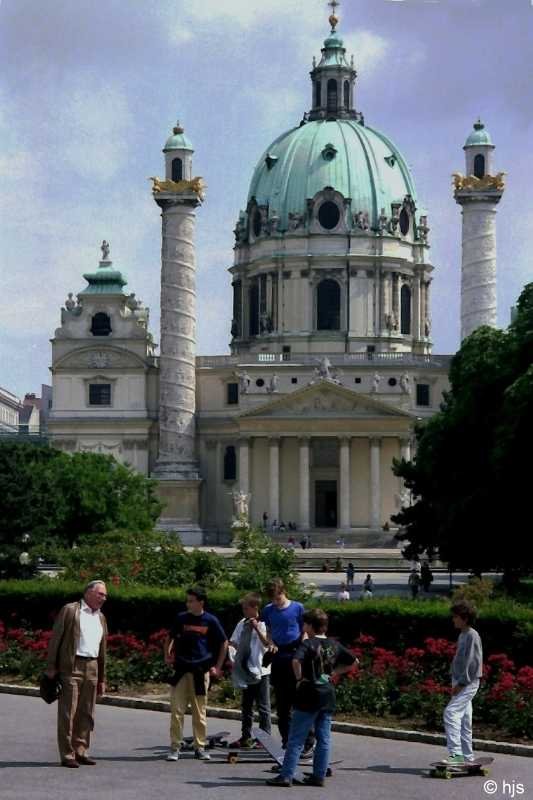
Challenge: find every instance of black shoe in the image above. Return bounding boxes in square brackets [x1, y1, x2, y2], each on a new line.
[303, 774, 325, 787]
[300, 746, 314, 761]
[265, 775, 292, 787]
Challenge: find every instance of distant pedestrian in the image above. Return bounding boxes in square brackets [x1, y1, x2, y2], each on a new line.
[346, 562, 355, 589]
[300, 537, 307, 550]
[408, 569, 421, 599]
[306, 535, 312, 550]
[421, 562, 434, 592]
[441, 601, 483, 766]
[262, 512, 268, 530]
[361, 574, 373, 599]
[336, 583, 350, 602]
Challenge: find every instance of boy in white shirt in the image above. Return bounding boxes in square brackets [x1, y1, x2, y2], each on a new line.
[229, 593, 272, 748]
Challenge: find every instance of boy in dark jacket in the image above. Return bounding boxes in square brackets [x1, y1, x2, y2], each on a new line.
[266, 609, 356, 787]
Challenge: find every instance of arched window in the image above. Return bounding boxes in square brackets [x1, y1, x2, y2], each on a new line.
[399, 208, 410, 236]
[317, 279, 341, 331]
[401, 285, 412, 335]
[474, 154, 485, 179]
[90, 312, 112, 336]
[344, 80, 350, 109]
[223, 446, 237, 481]
[318, 201, 341, 230]
[249, 283, 259, 336]
[315, 81, 322, 107]
[171, 157, 183, 182]
[327, 79, 338, 112]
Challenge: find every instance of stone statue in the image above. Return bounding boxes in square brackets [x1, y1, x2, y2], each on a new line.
[418, 215, 430, 245]
[65, 293, 76, 311]
[316, 356, 332, 380]
[266, 213, 279, 235]
[288, 212, 304, 231]
[232, 490, 250, 519]
[101, 240, 110, 261]
[259, 313, 269, 334]
[126, 293, 139, 311]
[400, 372, 411, 395]
[377, 208, 389, 233]
[268, 373, 279, 394]
[231, 318, 239, 337]
[371, 372, 381, 393]
[424, 316, 432, 338]
[354, 210, 369, 231]
[237, 371, 251, 394]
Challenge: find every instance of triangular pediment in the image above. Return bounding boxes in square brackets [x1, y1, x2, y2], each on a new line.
[239, 380, 415, 419]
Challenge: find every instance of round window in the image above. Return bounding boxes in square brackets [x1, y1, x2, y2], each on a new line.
[256, 379, 265, 387]
[318, 201, 340, 230]
[388, 378, 397, 387]
[399, 209, 410, 236]
[253, 210, 262, 238]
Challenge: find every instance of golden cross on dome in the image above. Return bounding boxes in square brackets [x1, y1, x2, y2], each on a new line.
[328, 0, 340, 30]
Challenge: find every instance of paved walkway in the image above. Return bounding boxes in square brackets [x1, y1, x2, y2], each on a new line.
[1, 695, 531, 800]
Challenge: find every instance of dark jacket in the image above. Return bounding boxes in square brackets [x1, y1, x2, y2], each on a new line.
[46, 601, 107, 682]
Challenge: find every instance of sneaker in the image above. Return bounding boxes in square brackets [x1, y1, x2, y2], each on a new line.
[166, 749, 180, 761]
[300, 746, 315, 761]
[194, 749, 211, 761]
[302, 774, 325, 787]
[265, 775, 292, 787]
[441, 754, 465, 766]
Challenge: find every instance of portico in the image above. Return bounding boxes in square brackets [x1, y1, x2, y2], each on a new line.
[199, 380, 415, 532]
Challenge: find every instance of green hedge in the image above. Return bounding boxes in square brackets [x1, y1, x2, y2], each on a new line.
[1, 580, 532, 662]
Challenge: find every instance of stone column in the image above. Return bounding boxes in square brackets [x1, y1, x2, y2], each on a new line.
[153, 195, 200, 478]
[299, 437, 310, 531]
[339, 437, 351, 529]
[269, 437, 280, 523]
[413, 274, 421, 340]
[369, 437, 381, 529]
[239, 438, 250, 496]
[152, 185, 203, 543]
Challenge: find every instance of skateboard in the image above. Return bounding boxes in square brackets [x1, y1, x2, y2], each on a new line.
[252, 728, 305, 784]
[181, 731, 230, 751]
[429, 756, 494, 779]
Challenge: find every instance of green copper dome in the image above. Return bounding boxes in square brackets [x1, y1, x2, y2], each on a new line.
[464, 120, 493, 148]
[247, 119, 418, 230]
[80, 262, 127, 295]
[163, 122, 193, 153]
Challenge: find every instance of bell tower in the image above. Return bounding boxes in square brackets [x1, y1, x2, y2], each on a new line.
[454, 120, 505, 341]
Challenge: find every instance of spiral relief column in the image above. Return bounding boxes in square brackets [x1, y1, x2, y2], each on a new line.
[454, 121, 505, 341]
[151, 122, 205, 543]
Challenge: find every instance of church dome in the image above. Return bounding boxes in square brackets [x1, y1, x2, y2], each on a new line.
[464, 119, 493, 148]
[247, 118, 418, 231]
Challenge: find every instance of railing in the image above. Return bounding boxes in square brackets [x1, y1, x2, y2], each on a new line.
[196, 353, 452, 368]
[0, 426, 47, 442]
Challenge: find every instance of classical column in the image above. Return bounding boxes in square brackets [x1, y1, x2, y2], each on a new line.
[153, 194, 200, 479]
[413, 274, 421, 340]
[299, 437, 310, 531]
[269, 437, 280, 523]
[239, 438, 250, 496]
[339, 437, 351, 529]
[369, 437, 381, 529]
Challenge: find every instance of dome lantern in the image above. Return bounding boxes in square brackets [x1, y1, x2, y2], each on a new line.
[163, 120, 194, 182]
[309, 1, 359, 122]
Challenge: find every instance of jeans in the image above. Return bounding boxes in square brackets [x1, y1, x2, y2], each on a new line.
[443, 680, 480, 758]
[271, 655, 314, 750]
[280, 709, 332, 781]
[241, 675, 271, 740]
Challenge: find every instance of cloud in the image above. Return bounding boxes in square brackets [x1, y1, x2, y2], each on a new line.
[185, 0, 324, 29]
[343, 31, 390, 74]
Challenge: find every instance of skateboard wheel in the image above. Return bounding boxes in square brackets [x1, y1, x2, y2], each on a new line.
[326, 767, 333, 777]
[228, 753, 238, 764]
[481, 769, 489, 776]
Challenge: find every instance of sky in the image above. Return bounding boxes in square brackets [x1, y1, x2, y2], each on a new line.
[1, 0, 532, 398]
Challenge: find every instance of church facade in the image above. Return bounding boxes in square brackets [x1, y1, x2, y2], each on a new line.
[47, 11, 503, 544]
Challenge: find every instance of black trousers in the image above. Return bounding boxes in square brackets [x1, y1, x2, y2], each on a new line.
[271, 655, 315, 750]
[241, 675, 271, 741]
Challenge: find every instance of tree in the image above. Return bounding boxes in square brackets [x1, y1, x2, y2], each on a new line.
[0, 443, 162, 576]
[393, 283, 533, 585]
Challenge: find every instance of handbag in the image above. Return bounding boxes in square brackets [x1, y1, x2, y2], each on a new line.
[39, 672, 62, 704]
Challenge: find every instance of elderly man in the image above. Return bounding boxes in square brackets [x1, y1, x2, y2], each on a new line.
[45, 580, 108, 767]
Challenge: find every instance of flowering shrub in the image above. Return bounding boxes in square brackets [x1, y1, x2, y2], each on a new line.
[0, 619, 531, 738]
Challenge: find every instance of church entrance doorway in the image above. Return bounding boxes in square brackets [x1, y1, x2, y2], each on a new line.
[315, 480, 337, 528]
